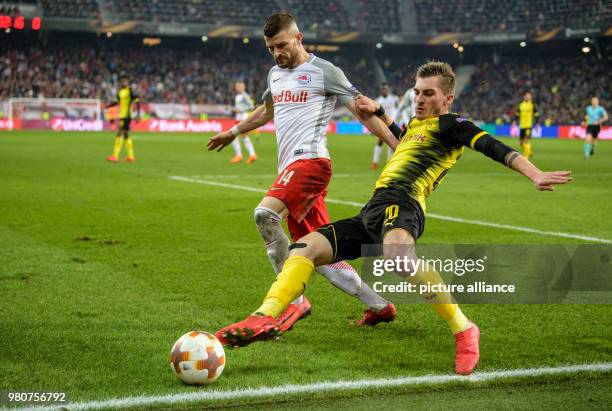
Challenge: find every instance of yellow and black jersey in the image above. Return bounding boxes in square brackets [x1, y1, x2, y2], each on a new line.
[375, 114, 516, 212]
[117, 86, 139, 119]
[516, 100, 539, 129]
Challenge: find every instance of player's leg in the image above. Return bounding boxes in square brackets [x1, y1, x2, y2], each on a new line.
[107, 120, 125, 162]
[590, 126, 599, 156]
[253, 195, 311, 331]
[592, 131, 597, 155]
[288, 195, 393, 327]
[229, 137, 243, 163]
[216, 215, 368, 347]
[254, 195, 291, 275]
[521, 128, 532, 159]
[241, 136, 258, 164]
[383, 228, 479, 374]
[124, 119, 135, 162]
[216, 230, 334, 347]
[266, 160, 332, 329]
[584, 131, 593, 159]
[371, 139, 384, 170]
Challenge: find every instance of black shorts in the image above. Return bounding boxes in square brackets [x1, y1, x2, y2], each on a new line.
[316, 188, 425, 263]
[119, 118, 131, 131]
[587, 125, 601, 139]
[519, 128, 531, 139]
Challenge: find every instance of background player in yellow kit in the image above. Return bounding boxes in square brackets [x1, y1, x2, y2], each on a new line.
[514, 91, 539, 159]
[106, 76, 140, 163]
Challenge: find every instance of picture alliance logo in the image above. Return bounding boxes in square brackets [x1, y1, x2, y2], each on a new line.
[372, 256, 488, 277]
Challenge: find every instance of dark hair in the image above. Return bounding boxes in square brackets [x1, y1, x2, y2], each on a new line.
[263, 13, 296, 38]
[415, 61, 456, 94]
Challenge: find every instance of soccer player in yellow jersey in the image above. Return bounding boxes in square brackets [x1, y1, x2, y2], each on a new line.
[106, 76, 140, 163]
[514, 91, 539, 159]
[215, 62, 572, 375]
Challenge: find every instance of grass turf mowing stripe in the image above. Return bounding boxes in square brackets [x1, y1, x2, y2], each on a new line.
[169, 176, 612, 244]
[20, 362, 612, 411]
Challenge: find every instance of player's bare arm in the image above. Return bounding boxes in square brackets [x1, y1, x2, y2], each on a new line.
[207, 101, 274, 152]
[462, 125, 572, 192]
[355, 94, 396, 126]
[504, 152, 572, 191]
[346, 96, 399, 150]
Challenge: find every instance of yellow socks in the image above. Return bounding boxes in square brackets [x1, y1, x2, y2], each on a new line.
[256, 255, 314, 318]
[411, 268, 469, 334]
[125, 137, 134, 159]
[522, 141, 532, 159]
[432, 304, 470, 334]
[112, 137, 123, 157]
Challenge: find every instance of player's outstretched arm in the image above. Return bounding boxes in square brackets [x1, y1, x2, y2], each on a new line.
[207, 101, 274, 152]
[455, 120, 572, 191]
[505, 152, 572, 191]
[351, 95, 400, 150]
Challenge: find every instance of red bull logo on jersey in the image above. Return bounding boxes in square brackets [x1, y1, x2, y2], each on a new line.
[273, 90, 309, 103]
[296, 72, 312, 84]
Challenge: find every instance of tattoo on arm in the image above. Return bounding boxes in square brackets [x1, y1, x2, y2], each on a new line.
[505, 151, 520, 168]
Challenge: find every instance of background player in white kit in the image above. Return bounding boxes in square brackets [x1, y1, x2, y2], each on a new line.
[208, 13, 401, 336]
[394, 87, 416, 127]
[371, 83, 399, 170]
[229, 80, 258, 164]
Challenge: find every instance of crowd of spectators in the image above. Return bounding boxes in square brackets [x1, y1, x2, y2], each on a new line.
[455, 56, 610, 124]
[0, 3, 24, 17]
[41, 0, 100, 19]
[106, 0, 277, 26]
[27, 0, 612, 35]
[0, 40, 381, 105]
[414, 0, 610, 34]
[2, 37, 609, 124]
[0, 43, 274, 105]
[39, 0, 400, 34]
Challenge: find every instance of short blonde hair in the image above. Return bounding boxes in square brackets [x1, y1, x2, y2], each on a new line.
[416, 61, 456, 95]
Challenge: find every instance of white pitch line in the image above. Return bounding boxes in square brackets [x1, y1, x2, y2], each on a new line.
[169, 176, 612, 244]
[186, 172, 612, 179]
[186, 173, 377, 179]
[23, 362, 612, 411]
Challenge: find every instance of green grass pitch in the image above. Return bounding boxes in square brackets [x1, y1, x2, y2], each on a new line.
[1, 130, 611, 410]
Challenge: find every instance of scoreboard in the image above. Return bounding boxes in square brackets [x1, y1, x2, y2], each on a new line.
[0, 15, 42, 30]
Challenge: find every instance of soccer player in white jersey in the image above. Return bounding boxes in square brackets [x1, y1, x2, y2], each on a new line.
[371, 84, 399, 170]
[208, 13, 401, 336]
[229, 80, 258, 164]
[394, 87, 416, 127]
